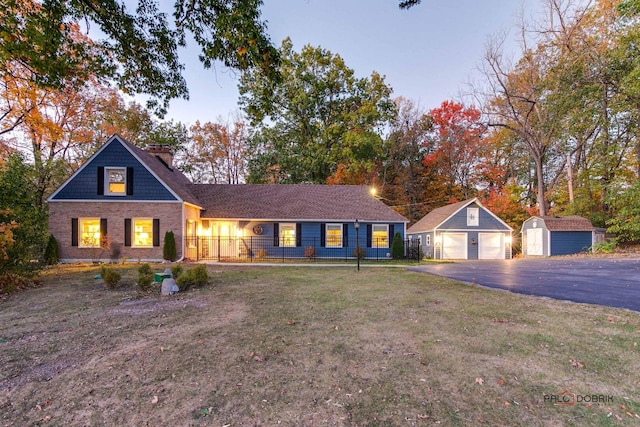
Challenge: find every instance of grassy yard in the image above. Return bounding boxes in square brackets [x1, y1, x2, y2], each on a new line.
[1, 263, 639, 426]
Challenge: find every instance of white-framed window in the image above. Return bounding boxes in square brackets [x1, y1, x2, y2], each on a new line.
[372, 224, 389, 248]
[132, 218, 153, 247]
[425, 235, 430, 246]
[187, 220, 197, 248]
[79, 218, 101, 248]
[105, 167, 126, 195]
[467, 207, 479, 226]
[279, 223, 296, 247]
[326, 223, 343, 248]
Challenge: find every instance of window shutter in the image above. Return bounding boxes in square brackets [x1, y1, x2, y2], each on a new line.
[389, 224, 395, 247]
[124, 219, 131, 246]
[153, 219, 160, 247]
[273, 223, 279, 246]
[296, 223, 302, 247]
[343, 224, 349, 247]
[71, 218, 78, 246]
[126, 167, 134, 195]
[100, 218, 107, 241]
[320, 223, 326, 247]
[97, 167, 104, 195]
[366, 224, 372, 248]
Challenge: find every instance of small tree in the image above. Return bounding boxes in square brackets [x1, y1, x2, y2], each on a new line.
[163, 230, 177, 261]
[43, 234, 59, 265]
[391, 232, 404, 259]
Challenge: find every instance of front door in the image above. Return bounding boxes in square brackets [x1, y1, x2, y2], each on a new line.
[527, 228, 543, 256]
[210, 221, 239, 258]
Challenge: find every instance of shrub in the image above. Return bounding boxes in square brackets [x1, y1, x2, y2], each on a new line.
[100, 265, 121, 289]
[407, 244, 424, 261]
[256, 248, 268, 259]
[43, 234, 59, 265]
[0, 273, 33, 294]
[137, 263, 154, 292]
[176, 265, 209, 291]
[304, 246, 316, 258]
[163, 230, 177, 261]
[171, 264, 183, 279]
[391, 232, 404, 259]
[352, 246, 365, 260]
[592, 239, 617, 254]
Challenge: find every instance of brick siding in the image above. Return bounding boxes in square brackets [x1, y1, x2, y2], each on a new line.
[48, 201, 186, 262]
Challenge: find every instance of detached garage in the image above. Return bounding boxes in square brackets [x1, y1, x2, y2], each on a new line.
[407, 198, 513, 260]
[522, 216, 595, 257]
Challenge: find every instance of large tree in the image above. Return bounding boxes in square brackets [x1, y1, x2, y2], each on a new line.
[0, 1, 420, 117]
[379, 97, 432, 223]
[0, 0, 280, 115]
[180, 117, 247, 184]
[423, 100, 487, 201]
[239, 38, 395, 184]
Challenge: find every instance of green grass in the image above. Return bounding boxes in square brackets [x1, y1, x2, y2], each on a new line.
[0, 263, 638, 426]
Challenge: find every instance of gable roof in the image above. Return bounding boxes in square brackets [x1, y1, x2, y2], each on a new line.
[527, 216, 594, 232]
[407, 198, 513, 233]
[47, 135, 201, 206]
[47, 136, 407, 223]
[188, 184, 408, 222]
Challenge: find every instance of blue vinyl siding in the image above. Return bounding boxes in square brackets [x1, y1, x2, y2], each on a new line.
[51, 141, 177, 201]
[550, 231, 592, 256]
[235, 221, 405, 259]
[439, 202, 511, 230]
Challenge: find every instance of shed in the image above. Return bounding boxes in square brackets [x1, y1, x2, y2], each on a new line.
[407, 198, 513, 260]
[521, 216, 594, 256]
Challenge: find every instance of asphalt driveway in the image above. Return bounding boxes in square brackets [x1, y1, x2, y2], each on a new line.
[408, 257, 640, 312]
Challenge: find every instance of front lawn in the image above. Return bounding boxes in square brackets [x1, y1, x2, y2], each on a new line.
[1, 264, 638, 426]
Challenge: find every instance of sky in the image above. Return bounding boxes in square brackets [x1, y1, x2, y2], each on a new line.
[161, 0, 544, 126]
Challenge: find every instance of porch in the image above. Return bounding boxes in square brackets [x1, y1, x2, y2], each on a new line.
[183, 236, 421, 262]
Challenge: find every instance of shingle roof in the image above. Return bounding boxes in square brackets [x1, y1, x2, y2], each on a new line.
[188, 184, 408, 222]
[536, 216, 594, 231]
[407, 199, 473, 233]
[121, 137, 202, 206]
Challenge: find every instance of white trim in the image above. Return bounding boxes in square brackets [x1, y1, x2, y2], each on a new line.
[104, 166, 127, 196]
[78, 217, 101, 248]
[325, 223, 343, 248]
[432, 198, 514, 232]
[371, 224, 389, 248]
[48, 199, 182, 204]
[279, 223, 297, 247]
[199, 217, 409, 223]
[131, 218, 154, 248]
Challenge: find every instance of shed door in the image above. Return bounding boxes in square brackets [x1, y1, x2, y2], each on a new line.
[479, 233, 504, 259]
[527, 228, 543, 256]
[442, 233, 467, 259]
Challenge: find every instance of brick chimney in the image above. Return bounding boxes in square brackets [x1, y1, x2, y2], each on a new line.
[146, 144, 173, 169]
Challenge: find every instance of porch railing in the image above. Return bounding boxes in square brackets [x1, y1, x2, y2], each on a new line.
[183, 236, 422, 262]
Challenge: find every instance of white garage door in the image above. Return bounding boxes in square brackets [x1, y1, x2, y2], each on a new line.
[479, 233, 504, 259]
[442, 233, 467, 259]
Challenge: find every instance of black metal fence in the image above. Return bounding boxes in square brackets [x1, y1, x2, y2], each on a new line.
[184, 236, 422, 262]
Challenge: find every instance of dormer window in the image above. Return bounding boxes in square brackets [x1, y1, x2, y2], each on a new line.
[105, 167, 126, 195]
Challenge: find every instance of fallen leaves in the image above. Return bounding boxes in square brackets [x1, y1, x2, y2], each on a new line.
[475, 377, 484, 385]
[492, 317, 508, 323]
[569, 359, 585, 368]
